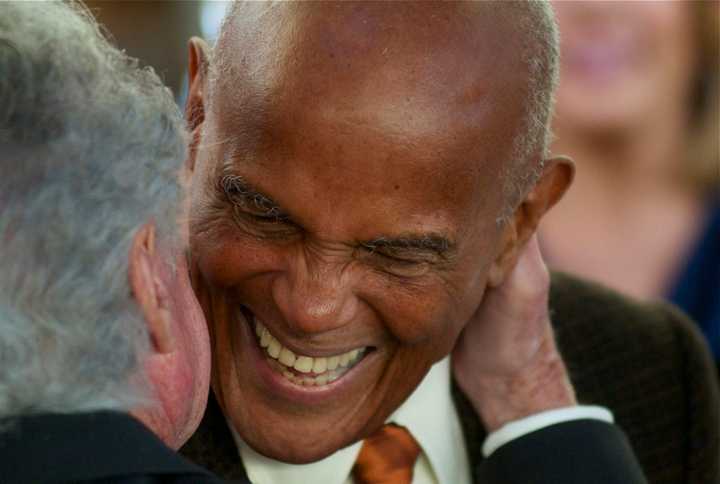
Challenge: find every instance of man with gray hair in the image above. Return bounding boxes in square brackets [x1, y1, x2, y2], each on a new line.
[0, 2, 225, 482]
[0, 1, 715, 483]
[179, 1, 718, 483]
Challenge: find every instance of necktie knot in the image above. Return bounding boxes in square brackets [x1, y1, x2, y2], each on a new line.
[352, 424, 421, 484]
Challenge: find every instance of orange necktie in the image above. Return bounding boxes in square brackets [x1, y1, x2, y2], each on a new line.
[352, 424, 422, 484]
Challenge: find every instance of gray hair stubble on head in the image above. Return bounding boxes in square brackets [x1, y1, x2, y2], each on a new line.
[502, 0, 560, 221]
[0, 1, 187, 419]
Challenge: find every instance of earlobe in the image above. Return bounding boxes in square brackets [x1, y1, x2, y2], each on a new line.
[185, 37, 211, 174]
[129, 222, 175, 354]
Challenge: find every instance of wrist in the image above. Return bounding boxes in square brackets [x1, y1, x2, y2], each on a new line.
[469, 344, 576, 432]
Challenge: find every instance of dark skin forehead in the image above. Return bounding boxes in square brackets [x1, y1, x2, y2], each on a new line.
[210, 1, 530, 179]
[204, 1, 530, 253]
[214, 1, 525, 103]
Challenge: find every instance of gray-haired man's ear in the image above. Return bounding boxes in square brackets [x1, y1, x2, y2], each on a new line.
[128, 222, 174, 354]
[128, 222, 213, 448]
[184, 37, 211, 174]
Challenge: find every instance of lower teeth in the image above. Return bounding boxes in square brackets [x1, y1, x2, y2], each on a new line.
[269, 358, 349, 387]
[253, 319, 365, 387]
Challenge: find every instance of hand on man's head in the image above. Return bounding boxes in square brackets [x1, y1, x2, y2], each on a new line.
[452, 234, 576, 432]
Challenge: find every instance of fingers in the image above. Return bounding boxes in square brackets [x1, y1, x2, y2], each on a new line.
[493, 234, 550, 326]
[451, 231, 576, 429]
[505, 234, 549, 294]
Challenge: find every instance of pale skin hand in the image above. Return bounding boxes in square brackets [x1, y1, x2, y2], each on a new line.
[452, 234, 576, 432]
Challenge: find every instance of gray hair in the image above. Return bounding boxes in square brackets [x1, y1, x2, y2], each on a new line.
[0, 1, 186, 418]
[499, 0, 560, 223]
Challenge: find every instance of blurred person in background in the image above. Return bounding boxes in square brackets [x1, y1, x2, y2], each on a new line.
[0, 3, 223, 482]
[541, 1, 720, 364]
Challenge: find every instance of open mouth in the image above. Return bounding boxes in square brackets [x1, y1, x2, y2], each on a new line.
[241, 307, 369, 387]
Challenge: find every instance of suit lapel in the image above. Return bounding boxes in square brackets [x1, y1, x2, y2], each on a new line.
[183, 387, 488, 484]
[180, 393, 250, 482]
[1, 411, 216, 483]
[451, 379, 487, 484]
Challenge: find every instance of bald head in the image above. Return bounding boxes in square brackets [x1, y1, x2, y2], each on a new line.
[185, 1, 569, 463]
[210, 1, 559, 216]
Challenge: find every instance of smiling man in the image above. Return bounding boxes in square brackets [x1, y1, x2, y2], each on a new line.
[179, 2, 719, 483]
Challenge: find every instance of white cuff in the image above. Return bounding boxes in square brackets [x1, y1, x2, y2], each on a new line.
[482, 405, 614, 457]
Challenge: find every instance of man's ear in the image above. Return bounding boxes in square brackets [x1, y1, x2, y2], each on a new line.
[185, 37, 211, 174]
[128, 222, 174, 354]
[487, 156, 575, 287]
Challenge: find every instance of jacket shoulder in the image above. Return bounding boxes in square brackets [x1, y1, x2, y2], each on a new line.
[549, 272, 720, 484]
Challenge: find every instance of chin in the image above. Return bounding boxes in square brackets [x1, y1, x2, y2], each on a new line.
[234, 415, 368, 464]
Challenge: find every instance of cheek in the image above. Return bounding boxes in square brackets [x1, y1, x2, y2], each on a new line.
[369, 271, 488, 360]
[368, 228, 498, 350]
[380, 289, 458, 347]
[188, 228, 272, 347]
[191, 225, 283, 289]
[381, 252, 494, 353]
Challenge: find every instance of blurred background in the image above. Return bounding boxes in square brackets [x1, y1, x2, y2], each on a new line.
[87, 1, 719, 367]
[541, 1, 719, 367]
[84, 0, 227, 102]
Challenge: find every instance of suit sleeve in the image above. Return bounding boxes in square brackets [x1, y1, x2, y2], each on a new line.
[664, 303, 720, 484]
[477, 419, 647, 484]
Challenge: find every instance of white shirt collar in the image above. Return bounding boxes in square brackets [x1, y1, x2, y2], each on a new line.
[231, 357, 471, 484]
[389, 357, 470, 484]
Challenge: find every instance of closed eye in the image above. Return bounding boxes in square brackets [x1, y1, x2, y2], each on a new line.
[374, 252, 422, 266]
[360, 247, 432, 278]
[220, 174, 298, 237]
[230, 204, 299, 238]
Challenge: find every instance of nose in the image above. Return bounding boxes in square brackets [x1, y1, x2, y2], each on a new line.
[272, 252, 360, 335]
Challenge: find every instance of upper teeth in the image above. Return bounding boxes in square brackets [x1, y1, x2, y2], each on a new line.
[254, 320, 365, 379]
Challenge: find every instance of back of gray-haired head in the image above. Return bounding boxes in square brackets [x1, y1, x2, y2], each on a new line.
[0, 1, 186, 418]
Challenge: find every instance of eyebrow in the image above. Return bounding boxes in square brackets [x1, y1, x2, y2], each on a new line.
[360, 234, 457, 260]
[219, 174, 456, 260]
[220, 174, 288, 218]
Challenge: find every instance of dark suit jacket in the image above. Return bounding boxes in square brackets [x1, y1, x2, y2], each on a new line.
[179, 273, 720, 484]
[0, 411, 232, 484]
